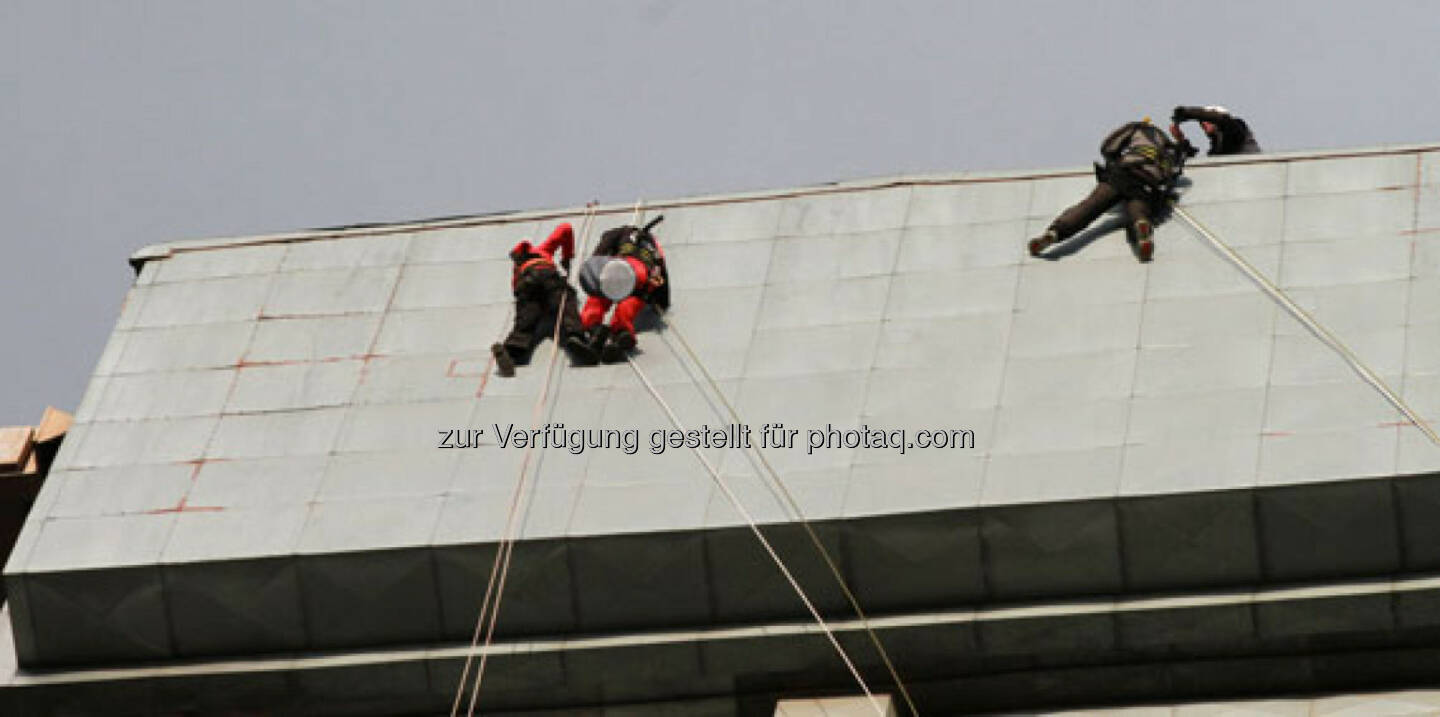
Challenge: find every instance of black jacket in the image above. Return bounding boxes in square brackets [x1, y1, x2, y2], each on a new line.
[1173, 106, 1261, 155]
[593, 225, 670, 310]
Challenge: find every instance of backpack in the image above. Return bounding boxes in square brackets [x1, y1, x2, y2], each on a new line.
[1098, 121, 1184, 195]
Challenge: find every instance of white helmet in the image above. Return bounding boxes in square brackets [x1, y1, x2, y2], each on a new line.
[598, 259, 636, 301]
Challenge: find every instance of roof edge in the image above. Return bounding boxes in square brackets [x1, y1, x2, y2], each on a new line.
[128, 141, 1440, 268]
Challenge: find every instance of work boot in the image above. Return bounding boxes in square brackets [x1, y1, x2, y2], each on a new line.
[584, 325, 611, 358]
[491, 343, 516, 377]
[563, 331, 599, 366]
[1028, 229, 1058, 257]
[600, 330, 636, 364]
[1133, 219, 1154, 263]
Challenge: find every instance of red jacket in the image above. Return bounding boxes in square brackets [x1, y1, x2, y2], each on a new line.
[510, 223, 576, 287]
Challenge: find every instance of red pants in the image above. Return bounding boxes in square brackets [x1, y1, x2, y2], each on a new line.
[581, 295, 645, 336]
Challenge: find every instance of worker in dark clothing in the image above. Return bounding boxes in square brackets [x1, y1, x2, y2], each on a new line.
[492, 222, 588, 376]
[570, 216, 671, 363]
[1029, 119, 1188, 263]
[1170, 105, 1261, 156]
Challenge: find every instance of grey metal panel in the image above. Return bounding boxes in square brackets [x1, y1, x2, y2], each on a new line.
[1281, 237, 1411, 288]
[246, 314, 383, 363]
[161, 507, 308, 563]
[264, 266, 400, 317]
[226, 360, 362, 413]
[1254, 590, 1395, 645]
[298, 495, 444, 554]
[1146, 243, 1282, 301]
[894, 222, 1024, 275]
[981, 501, 1123, 599]
[664, 240, 774, 294]
[1284, 190, 1413, 242]
[207, 407, 346, 460]
[25, 514, 177, 572]
[755, 275, 889, 330]
[844, 511, 986, 610]
[161, 558, 306, 656]
[433, 539, 578, 638]
[1175, 162, 1288, 204]
[746, 323, 881, 380]
[1118, 435, 1261, 496]
[374, 305, 511, 355]
[152, 244, 286, 284]
[977, 610, 1117, 659]
[50, 464, 195, 518]
[775, 187, 911, 237]
[767, 230, 900, 283]
[569, 532, 711, 631]
[910, 181, 1032, 228]
[1395, 475, 1440, 571]
[279, 234, 412, 271]
[845, 459, 984, 517]
[981, 447, 1123, 506]
[111, 322, 253, 374]
[392, 261, 511, 310]
[406, 222, 544, 264]
[24, 566, 173, 663]
[314, 450, 458, 502]
[884, 265, 1020, 319]
[353, 354, 488, 405]
[1172, 198, 1284, 247]
[1118, 491, 1261, 590]
[704, 522, 848, 622]
[1117, 602, 1256, 657]
[1256, 481, 1401, 582]
[89, 368, 235, 421]
[63, 415, 216, 468]
[1286, 154, 1416, 196]
[185, 455, 329, 509]
[298, 548, 442, 648]
[133, 274, 272, 328]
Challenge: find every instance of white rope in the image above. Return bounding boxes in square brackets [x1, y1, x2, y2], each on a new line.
[659, 319, 919, 715]
[624, 354, 886, 717]
[451, 204, 599, 717]
[1173, 205, 1439, 445]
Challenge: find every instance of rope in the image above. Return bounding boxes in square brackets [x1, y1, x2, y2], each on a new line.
[659, 319, 919, 715]
[451, 203, 599, 717]
[624, 354, 887, 717]
[1173, 205, 1439, 445]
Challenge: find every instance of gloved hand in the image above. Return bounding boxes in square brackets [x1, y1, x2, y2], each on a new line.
[561, 257, 572, 275]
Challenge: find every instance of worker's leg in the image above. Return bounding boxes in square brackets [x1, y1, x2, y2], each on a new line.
[543, 274, 585, 341]
[1123, 197, 1155, 262]
[1050, 181, 1122, 240]
[607, 296, 646, 341]
[580, 295, 611, 329]
[502, 287, 545, 364]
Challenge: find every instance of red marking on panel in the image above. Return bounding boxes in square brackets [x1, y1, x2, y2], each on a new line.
[146, 497, 224, 515]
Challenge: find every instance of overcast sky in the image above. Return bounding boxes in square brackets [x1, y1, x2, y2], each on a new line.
[3, 0, 1438, 425]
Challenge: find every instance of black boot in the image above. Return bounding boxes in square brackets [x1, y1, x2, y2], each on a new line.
[600, 330, 636, 364]
[564, 330, 599, 366]
[491, 343, 516, 377]
[585, 325, 611, 357]
[1028, 229, 1058, 257]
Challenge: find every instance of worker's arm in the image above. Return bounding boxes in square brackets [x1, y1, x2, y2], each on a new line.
[537, 223, 575, 262]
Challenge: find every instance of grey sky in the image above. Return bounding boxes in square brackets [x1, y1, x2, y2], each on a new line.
[3, 0, 1438, 425]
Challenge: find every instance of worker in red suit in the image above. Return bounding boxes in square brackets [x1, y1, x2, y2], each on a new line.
[492, 222, 588, 376]
[570, 216, 671, 363]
